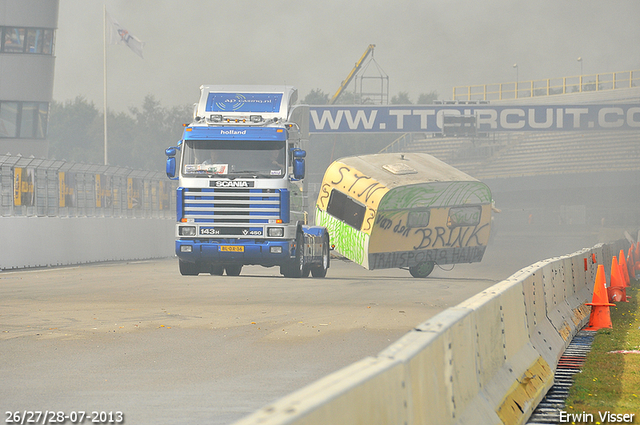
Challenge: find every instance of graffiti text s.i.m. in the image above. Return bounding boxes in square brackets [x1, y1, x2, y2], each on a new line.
[327, 165, 388, 208]
[318, 183, 331, 209]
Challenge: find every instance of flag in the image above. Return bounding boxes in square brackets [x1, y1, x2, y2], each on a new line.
[106, 11, 144, 59]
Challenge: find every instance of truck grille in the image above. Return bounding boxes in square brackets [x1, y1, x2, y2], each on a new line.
[182, 188, 281, 224]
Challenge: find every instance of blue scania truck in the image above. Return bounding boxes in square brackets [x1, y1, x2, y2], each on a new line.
[165, 85, 330, 277]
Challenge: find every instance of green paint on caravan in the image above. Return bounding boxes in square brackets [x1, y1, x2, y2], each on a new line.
[378, 181, 492, 211]
[316, 207, 368, 267]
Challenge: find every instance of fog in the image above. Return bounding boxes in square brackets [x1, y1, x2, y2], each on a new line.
[53, 0, 640, 111]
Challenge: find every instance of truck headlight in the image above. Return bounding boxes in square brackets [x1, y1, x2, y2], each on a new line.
[267, 227, 284, 237]
[179, 226, 197, 236]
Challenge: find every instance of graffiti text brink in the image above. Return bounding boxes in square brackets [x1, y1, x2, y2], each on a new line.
[413, 224, 488, 249]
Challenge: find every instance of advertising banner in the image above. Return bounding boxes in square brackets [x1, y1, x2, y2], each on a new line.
[159, 181, 171, 210]
[58, 172, 76, 208]
[205, 92, 283, 113]
[95, 175, 112, 209]
[308, 104, 640, 133]
[127, 178, 141, 209]
[13, 167, 35, 207]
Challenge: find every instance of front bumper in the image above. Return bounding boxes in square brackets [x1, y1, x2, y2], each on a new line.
[176, 238, 293, 265]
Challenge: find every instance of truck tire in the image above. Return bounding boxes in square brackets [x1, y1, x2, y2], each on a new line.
[225, 265, 242, 276]
[302, 266, 311, 278]
[409, 261, 435, 278]
[282, 233, 305, 278]
[209, 265, 224, 276]
[311, 235, 330, 278]
[179, 259, 200, 276]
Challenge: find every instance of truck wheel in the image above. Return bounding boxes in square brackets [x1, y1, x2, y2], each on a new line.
[225, 265, 242, 276]
[409, 261, 435, 278]
[179, 259, 200, 276]
[210, 265, 224, 276]
[282, 233, 305, 278]
[311, 235, 330, 278]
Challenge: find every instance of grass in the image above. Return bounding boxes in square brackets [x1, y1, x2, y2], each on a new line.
[564, 276, 640, 423]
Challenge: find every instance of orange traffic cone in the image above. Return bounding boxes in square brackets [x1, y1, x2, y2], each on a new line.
[608, 286, 627, 303]
[608, 256, 629, 303]
[628, 246, 635, 278]
[586, 264, 615, 330]
[619, 250, 631, 288]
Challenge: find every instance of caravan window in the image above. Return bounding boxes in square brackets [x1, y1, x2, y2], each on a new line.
[326, 190, 366, 230]
[407, 209, 431, 228]
[447, 206, 481, 228]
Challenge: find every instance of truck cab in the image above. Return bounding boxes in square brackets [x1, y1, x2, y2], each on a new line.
[166, 85, 330, 277]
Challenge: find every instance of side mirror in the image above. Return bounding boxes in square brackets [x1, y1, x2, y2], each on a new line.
[292, 149, 306, 180]
[165, 146, 179, 179]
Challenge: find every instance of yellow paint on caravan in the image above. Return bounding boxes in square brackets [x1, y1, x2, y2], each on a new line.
[316, 161, 389, 236]
[315, 153, 493, 277]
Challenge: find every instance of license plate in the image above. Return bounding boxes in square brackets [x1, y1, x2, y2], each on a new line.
[220, 246, 244, 252]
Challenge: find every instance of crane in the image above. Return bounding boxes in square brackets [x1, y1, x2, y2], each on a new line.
[329, 44, 376, 105]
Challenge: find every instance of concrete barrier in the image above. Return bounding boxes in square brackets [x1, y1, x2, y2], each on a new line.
[231, 239, 629, 425]
[0, 216, 175, 269]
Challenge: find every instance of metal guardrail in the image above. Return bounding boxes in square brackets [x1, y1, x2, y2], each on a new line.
[0, 154, 176, 219]
[378, 132, 430, 154]
[453, 69, 640, 101]
[378, 132, 410, 154]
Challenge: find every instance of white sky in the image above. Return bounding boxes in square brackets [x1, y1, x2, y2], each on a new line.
[52, 0, 640, 111]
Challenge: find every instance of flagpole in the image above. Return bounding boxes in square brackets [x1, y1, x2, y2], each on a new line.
[103, 5, 108, 165]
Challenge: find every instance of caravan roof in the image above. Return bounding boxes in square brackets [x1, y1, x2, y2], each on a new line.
[336, 152, 479, 190]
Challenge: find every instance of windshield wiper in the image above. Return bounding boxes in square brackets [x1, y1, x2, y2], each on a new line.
[229, 171, 261, 176]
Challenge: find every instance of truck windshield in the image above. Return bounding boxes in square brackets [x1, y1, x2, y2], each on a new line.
[182, 139, 286, 178]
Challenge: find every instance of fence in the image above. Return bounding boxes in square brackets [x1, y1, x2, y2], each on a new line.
[0, 154, 176, 219]
[453, 69, 640, 101]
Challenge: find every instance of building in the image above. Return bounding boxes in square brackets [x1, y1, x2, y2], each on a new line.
[0, 0, 59, 158]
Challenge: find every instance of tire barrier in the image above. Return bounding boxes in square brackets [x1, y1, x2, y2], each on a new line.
[231, 239, 630, 425]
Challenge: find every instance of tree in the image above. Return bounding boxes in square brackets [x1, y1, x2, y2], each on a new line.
[390, 91, 412, 104]
[126, 95, 190, 170]
[333, 90, 362, 105]
[48, 96, 103, 163]
[417, 91, 439, 104]
[302, 89, 329, 105]
[48, 95, 192, 171]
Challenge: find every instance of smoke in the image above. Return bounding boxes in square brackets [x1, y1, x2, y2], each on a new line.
[53, 0, 640, 111]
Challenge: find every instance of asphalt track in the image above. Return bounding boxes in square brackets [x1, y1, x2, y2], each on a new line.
[0, 225, 601, 424]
